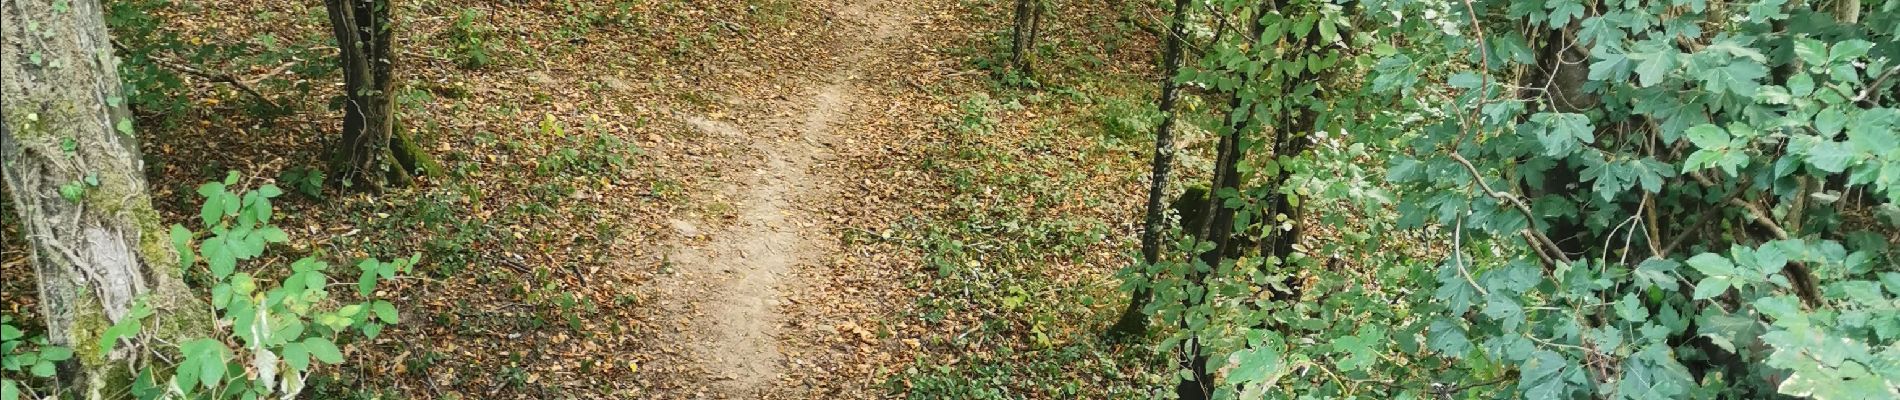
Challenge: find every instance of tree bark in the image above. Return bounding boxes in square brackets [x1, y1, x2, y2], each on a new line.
[1108, 0, 1196, 340]
[2, 0, 210, 396]
[1008, 0, 1041, 79]
[325, 0, 434, 191]
[1177, 3, 1271, 398]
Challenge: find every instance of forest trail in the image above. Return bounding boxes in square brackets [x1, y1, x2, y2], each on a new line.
[647, 0, 920, 397]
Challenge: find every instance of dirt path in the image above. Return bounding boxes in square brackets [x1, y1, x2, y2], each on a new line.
[647, 0, 919, 397]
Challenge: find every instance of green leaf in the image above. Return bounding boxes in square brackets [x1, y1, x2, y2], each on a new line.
[1795, 38, 1829, 67]
[1616, 293, 1650, 322]
[1707, 61, 1768, 97]
[1532, 113, 1594, 157]
[282, 342, 310, 371]
[372, 300, 399, 324]
[196, 182, 225, 198]
[115, 118, 134, 135]
[1482, 293, 1526, 332]
[1806, 141, 1852, 173]
[1815, 107, 1848, 137]
[304, 337, 344, 364]
[202, 237, 236, 279]
[358, 267, 379, 297]
[58, 182, 84, 202]
[198, 191, 225, 228]
[1226, 343, 1287, 387]
[1428, 319, 1471, 357]
[1521, 350, 1582, 399]
[1546, 0, 1585, 26]
[29, 361, 53, 378]
[258, 226, 289, 243]
[2, 379, 17, 400]
[1829, 40, 1873, 63]
[169, 224, 194, 267]
[1685, 124, 1727, 149]
[1694, 277, 1732, 300]
[181, 338, 228, 390]
[1634, 259, 1680, 291]
[1687, 253, 1736, 277]
[1788, 73, 1815, 96]
[38, 346, 71, 362]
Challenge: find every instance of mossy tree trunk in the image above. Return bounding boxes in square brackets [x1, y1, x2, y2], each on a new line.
[325, 0, 435, 191]
[1, 0, 211, 396]
[1008, 0, 1045, 79]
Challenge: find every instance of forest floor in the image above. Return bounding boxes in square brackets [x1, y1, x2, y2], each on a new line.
[1, 0, 1177, 397]
[641, 0, 924, 397]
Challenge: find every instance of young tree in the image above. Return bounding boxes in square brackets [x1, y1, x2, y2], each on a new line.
[1, 0, 210, 396]
[324, 0, 435, 191]
[1008, 0, 1046, 79]
[1108, 0, 1196, 340]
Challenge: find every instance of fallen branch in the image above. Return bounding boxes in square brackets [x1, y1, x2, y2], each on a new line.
[112, 40, 281, 109]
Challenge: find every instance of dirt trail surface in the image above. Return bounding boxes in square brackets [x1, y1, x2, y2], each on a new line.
[643, 0, 924, 397]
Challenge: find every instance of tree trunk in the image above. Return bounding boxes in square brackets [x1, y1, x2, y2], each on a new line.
[1008, 0, 1041, 79]
[1108, 0, 1196, 340]
[1, 0, 211, 396]
[325, 0, 434, 191]
[1177, 4, 1271, 398]
[1253, 0, 1334, 302]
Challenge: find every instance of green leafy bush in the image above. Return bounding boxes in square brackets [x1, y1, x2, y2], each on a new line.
[97, 172, 415, 398]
